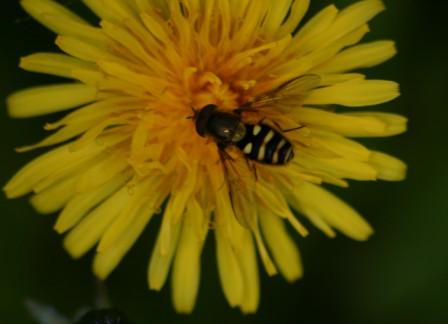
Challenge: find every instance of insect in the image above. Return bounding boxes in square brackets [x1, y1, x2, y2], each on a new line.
[26, 281, 133, 324]
[193, 74, 321, 165]
[195, 104, 294, 164]
[75, 308, 132, 324]
[192, 74, 320, 227]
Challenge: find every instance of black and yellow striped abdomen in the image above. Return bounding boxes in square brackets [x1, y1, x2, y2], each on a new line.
[236, 124, 294, 165]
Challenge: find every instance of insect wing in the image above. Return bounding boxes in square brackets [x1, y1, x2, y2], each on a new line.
[25, 299, 71, 324]
[218, 148, 258, 229]
[75, 308, 132, 324]
[253, 74, 321, 108]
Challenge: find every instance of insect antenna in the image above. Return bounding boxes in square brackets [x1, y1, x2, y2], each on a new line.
[185, 106, 198, 119]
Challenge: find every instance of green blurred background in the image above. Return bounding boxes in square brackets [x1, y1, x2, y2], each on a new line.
[1, 0, 447, 323]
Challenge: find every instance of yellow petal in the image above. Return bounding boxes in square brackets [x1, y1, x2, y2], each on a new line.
[7, 84, 97, 118]
[100, 21, 168, 74]
[319, 73, 365, 86]
[32, 155, 100, 194]
[368, 151, 407, 181]
[344, 112, 408, 137]
[262, 0, 295, 35]
[145, 180, 187, 283]
[99, 0, 138, 20]
[293, 5, 338, 51]
[38, 13, 107, 43]
[54, 171, 130, 233]
[70, 69, 104, 86]
[30, 134, 127, 195]
[63, 185, 132, 259]
[75, 150, 129, 192]
[154, 171, 194, 257]
[306, 172, 348, 188]
[255, 180, 308, 236]
[56, 36, 116, 63]
[302, 24, 370, 70]
[93, 201, 156, 279]
[311, 130, 371, 161]
[304, 80, 400, 107]
[293, 107, 386, 136]
[4, 142, 104, 198]
[68, 116, 132, 152]
[97, 176, 167, 252]
[47, 97, 142, 129]
[277, 0, 310, 37]
[134, 0, 154, 13]
[215, 224, 243, 308]
[148, 219, 182, 291]
[237, 231, 260, 314]
[315, 0, 385, 48]
[229, 0, 269, 52]
[291, 182, 374, 241]
[294, 0, 385, 54]
[231, 188, 258, 230]
[20, 53, 96, 79]
[16, 124, 97, 153]
[30, 176, 78, 214]
[260, 211, 303, 282]
[171, 200, 208, 314]
[140, 11, 172, 44]
[98, 61, 169, 96]
[297, 204, 336, 238]
[296, 152, 378, 181]
[82, 0, 118, 21]
[253, 228, 278, 277]
[316, 40, 397, 73]
[21, 0, 88, 34]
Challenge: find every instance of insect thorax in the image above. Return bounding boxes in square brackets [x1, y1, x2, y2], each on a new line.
[196, 105, 246, 143]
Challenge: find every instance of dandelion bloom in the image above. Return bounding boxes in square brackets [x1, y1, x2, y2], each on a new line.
[5, 0, 406, 314]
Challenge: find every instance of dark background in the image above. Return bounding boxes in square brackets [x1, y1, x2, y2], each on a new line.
[1, 0, 447, 323]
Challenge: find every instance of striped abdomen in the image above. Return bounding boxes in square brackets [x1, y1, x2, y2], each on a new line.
[236, 124, 294, 165]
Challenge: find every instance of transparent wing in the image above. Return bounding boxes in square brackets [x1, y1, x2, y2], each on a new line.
[218, 147, 280, 276]
[25, 299, 71, 324]
[218, 146, 258, 229]
[252, 74, 321, 109]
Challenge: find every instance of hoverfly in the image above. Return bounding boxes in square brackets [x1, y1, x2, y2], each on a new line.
[193, 74, 321, 165]
[26, 299, 133, 324]
[75, 308, 132, 324]
[26, 280, 133, 324]
[192, 74, 320, 228]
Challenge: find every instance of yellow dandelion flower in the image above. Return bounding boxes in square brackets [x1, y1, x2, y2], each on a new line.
[4, 0, 406, 314]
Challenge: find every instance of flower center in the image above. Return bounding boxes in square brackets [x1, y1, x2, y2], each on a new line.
[186, 70, 243, 111]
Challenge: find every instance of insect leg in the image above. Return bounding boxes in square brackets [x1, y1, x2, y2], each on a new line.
[217, 144, 237, 192]
[218, 143, 235, 161]
[244, 155, 258, 182]
[217, 148, 239, 218]
[281, 125, 306, 133]
[272, 120, 306, 133]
